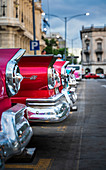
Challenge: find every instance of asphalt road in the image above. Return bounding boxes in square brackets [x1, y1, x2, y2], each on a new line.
[5, 79, 106, 170]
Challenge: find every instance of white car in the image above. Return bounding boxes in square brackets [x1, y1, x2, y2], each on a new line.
[97, 73, 105, 79]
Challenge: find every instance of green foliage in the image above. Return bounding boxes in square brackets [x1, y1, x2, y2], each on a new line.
[43, 38, 68, 57]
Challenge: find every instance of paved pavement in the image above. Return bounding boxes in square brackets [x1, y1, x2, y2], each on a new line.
[5, 79, 106, 170]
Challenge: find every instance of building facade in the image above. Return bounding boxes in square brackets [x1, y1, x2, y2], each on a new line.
[0, 0, 45, 54]
[46, 32, 65, 49]
[80, 25, 106, 74]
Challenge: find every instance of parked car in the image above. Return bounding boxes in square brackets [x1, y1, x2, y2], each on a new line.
[96, 73, 105, 79]
[66, 67, 77, 104]
[53, 60, 69, 89]
[66, 67, 77, 88]
[0, 49, 33, 168]
[11, 54, 70, 123]
[54, 60, 77, 110]
[66, 64, 82, 81]
[84, 73, 100, 79]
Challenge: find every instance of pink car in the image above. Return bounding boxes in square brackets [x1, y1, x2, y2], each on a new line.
[0, 49, 33, 168]
[74, 71, 79, 80]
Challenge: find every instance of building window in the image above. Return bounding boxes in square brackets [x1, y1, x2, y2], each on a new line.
[97, 53, 102, 62]
[14, 0, 19, 18]
[86, 42, 90, 50]
[86, 54, 89, 62]
[85, 39, 90, 51]
[97, 42, 102, 50]
[1, 2, 7, 16]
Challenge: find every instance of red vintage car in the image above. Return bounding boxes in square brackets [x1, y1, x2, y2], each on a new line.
[11, 54, 70, 123]
[85, 73, 100, 79]
[54, 60, 77, 109]
[0, 49, 33, 168]
[53, 60, 68, 89]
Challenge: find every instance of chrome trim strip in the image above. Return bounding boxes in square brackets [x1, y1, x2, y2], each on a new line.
[23, 54, 54, 57]
[27, 102, 59, 106]
[26, 93, 64, 103]
[11, 49, 26, 62]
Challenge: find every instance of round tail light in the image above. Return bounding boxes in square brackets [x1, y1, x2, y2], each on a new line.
[6, 60, 23, 97]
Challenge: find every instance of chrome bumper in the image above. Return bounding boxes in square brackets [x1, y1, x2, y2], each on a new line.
[67, 87, 77, 103]
[26, 93, 70, 122]
[69, 92, 77, 103]
[68, 81, 77, 89]
[0, 103, 33, 162]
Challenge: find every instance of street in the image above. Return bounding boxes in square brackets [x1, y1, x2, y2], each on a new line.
[5, 79, 106, 170]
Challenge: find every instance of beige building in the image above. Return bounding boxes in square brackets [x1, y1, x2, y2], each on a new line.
[0, 0, 45, 54]
[80, 25, 106, 74]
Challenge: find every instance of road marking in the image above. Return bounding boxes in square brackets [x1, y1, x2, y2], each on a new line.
[57, 126, 67, 131]
[101, 85, 106, 88]
[5, 159, 52, 169]
[41, 126, 49, 129]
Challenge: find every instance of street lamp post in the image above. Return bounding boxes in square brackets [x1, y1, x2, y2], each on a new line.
[71, 37, 79, 64]
[46, 12, 90, 60]
[32, 0, 36, 55]
[64, 17, 67, 58]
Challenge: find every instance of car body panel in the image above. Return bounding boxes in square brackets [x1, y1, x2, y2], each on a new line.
[11, 55, 58, 104]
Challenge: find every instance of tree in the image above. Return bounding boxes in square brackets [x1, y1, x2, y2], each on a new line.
[43, 38, 68, 58]
[44, 38, 57, 54]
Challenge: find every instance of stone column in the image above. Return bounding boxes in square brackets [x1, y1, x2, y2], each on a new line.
[7, 0, 14, 18]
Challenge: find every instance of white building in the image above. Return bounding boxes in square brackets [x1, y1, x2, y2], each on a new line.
[68, 48, 82, 63]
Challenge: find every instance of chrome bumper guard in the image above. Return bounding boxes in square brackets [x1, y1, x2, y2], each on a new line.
[0, 103, 33, 161]
[66, 86, 77, 103]
[61, 89, 73, 106]
[69, 92, 77, 103]
[26, 93, 70, 122]
[68, 79, 77, 89]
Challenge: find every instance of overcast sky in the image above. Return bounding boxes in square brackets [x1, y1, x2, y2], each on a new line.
[40, 0, 106, 48]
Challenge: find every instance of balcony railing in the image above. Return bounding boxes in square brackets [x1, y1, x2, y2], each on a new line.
[95, 48, 103, 53]
[84, 48, 90, 54]
[82, 61, 106, 65]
